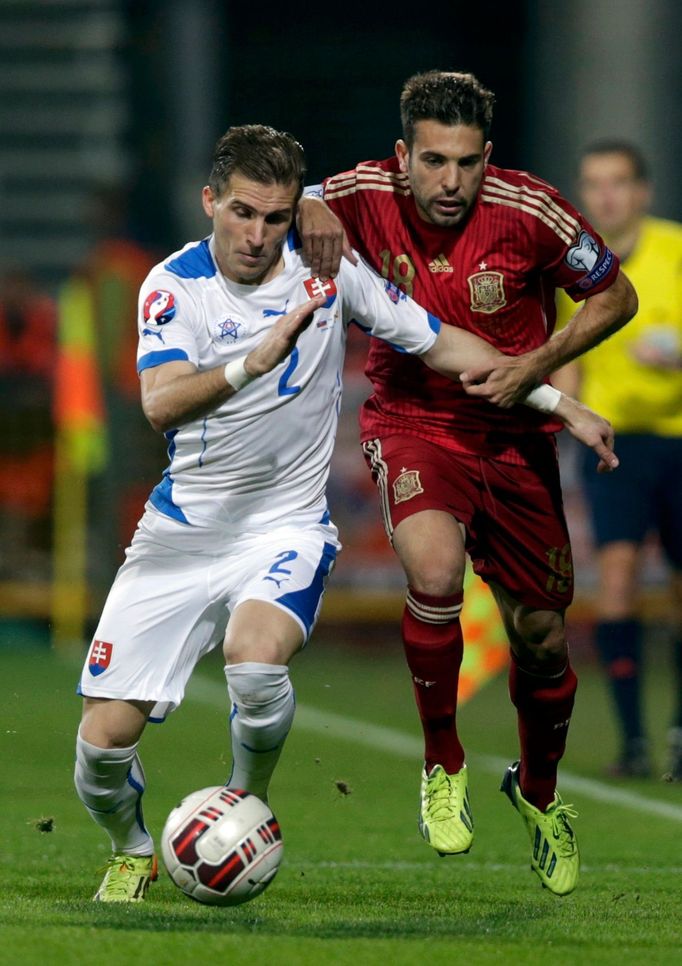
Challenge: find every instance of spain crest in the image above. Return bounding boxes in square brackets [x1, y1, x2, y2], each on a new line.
[467, 271, 507, 314]
[393, 469, 424, 505]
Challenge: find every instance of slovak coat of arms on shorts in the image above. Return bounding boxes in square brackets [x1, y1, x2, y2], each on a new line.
[393, 468, 424, 504]
[467, 270, 507, 314]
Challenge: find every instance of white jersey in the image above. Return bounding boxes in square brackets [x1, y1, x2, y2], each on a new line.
[136, 229, 440, 530]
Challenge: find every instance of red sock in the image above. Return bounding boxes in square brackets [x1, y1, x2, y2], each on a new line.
[509, 657, 578, 811]
[402, 587, 464, 774]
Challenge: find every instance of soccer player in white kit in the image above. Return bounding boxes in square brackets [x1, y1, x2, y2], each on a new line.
[73, 125, 618, 902]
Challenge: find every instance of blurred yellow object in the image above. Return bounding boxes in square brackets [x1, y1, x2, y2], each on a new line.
[458, 565, 508, 703]
[51, 277, 108, 652]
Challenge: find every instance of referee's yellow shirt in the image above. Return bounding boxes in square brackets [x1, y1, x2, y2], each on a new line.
[556, 217, 682, 435]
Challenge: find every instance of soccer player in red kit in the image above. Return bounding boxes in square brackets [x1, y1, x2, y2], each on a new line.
[298, 71, 637, 895]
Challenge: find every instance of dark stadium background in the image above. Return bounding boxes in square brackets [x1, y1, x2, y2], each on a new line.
[0, 0, 680, 656]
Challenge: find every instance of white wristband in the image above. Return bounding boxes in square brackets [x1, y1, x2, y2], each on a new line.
[224, 357, 254, 391]
[524, 384, 562, 413]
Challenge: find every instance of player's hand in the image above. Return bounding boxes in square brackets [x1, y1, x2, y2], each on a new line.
[555, 395, 619, 473]
[297, 196, 356, 279]
[460, 355, 542, 408]
[244, 297, 325, 377]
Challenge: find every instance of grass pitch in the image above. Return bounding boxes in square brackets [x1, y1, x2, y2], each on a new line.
[2, 623, 681, 965]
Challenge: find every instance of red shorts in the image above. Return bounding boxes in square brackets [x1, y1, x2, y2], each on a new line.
[362, 434, 573, 610]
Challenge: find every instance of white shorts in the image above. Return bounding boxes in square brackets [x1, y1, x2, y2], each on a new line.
[78, 508, 340, 719]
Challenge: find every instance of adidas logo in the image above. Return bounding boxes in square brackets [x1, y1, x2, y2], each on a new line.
[428, 253, 453, 273]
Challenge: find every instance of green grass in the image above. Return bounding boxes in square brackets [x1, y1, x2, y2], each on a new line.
[2, 626, 682, 965]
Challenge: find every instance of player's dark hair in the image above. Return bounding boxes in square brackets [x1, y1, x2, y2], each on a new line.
[578, 139, 650, 182]
[400, 71, 495, 147]
[208, 124, 306, 199]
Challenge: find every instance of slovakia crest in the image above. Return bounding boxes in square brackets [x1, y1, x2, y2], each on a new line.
[467, 271, 507, 314]
[143, 289, 177, 325]
[384, 279, 407, 304]
[216, 317, 243, 342]
[303, 276, 337, 308]
[88, 640, 113, 677]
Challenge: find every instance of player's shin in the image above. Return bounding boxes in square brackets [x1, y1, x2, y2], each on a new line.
[74, 729, 153, 855]
[402, 588, 465, 774]
[225, 662, 295, 801]
[509, 656, 578, 810]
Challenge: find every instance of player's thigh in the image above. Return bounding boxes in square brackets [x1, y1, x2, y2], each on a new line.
[362, 435, 472, 592]
[223, 521, 340, 654]
[470, 446, 574, 610]
[392, 510, 466, 595]
[79, 513, 226, 718]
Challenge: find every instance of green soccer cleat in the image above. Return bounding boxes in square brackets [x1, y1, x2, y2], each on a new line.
[94, 853, 158, 902]
[418, 763, 474, 855]
[501, 760, 579, 896]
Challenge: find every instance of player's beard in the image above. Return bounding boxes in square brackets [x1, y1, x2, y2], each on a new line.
[412, 186, 474, 228]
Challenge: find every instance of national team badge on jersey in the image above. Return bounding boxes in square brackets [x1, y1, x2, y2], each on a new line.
[216, 316, 244, 342]
[143, 290, 177, 325]
[393, 468, 424, 504]
[88, 640, 113, 677]
[384, 279, 407, 304]
[467, 271, 507, 314]
[304, 276, 337, 308]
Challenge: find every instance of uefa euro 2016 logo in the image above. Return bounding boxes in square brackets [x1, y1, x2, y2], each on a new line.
[143, 289, 177, 325]
[217, 317, 243, 341]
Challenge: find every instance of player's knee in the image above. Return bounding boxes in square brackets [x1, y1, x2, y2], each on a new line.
[225, 663, 294, 729]
[223, 636, 288, 666]
[404, 557, 465, 597]
[79, 710, 144, 750]
[513, 607, 567, 664]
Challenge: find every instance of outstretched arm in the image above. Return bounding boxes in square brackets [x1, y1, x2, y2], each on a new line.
[421, 324, 618, 472]
[459, 271, 638, 407]
[140, 296, 324, 433]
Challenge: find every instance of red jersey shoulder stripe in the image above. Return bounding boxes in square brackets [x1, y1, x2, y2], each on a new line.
[325, 164, 410, 200]
[484, 174, 581, 232]
[480, 193, 576, 245]
[481, 175, 580, 244]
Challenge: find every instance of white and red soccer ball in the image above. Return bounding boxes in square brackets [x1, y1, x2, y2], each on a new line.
[161, 786, 283, 906]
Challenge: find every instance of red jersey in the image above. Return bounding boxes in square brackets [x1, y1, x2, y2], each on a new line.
[323, 158, 619, 464]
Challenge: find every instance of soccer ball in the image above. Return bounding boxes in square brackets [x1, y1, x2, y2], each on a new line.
[161, 786, 283, 906]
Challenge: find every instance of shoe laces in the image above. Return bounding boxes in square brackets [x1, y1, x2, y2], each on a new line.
[548, 802, 578, 856]
[425, 770, 459, 820]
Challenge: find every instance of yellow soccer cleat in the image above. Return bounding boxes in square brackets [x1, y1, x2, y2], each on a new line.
[94, 853, 158, 902]
[501, 761, 579, 896]
[418, 763, 474, 855]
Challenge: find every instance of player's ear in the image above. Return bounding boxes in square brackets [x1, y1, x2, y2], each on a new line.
[202, 185, 215, 218]
[395, 139, 409, 173]
[483, 141, 493, 166]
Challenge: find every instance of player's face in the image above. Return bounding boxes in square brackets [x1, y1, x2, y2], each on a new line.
[202, 174, 299, 285]
[396, 121, 492, 228]
[577, 153, 650, 237]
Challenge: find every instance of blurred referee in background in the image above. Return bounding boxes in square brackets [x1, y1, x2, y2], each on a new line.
[555, 141, 682, 780]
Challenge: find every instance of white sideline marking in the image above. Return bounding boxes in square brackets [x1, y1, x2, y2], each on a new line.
[189, 676, 682, 824]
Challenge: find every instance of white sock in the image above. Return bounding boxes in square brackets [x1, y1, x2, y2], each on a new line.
[74, 729, 154, 855]
[225, 662, 295, 801]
